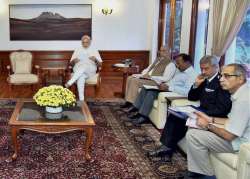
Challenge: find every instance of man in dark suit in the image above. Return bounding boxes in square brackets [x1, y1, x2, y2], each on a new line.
[148, 55, 232, 162]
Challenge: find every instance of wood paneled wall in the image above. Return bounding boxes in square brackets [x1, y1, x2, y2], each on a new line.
[0, 50, 149, 77]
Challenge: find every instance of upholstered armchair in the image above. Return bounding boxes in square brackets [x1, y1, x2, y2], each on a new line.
[148, 92, 200, 129]
[66, 65, 101, 97]
[7, 51, 40, 95]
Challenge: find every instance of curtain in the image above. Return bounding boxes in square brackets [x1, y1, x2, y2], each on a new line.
[212, 0, 250, 57]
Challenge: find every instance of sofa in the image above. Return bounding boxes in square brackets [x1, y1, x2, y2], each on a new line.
[150, 95, 250, 179]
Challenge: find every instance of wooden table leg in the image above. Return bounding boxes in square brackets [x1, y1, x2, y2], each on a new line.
[84, 127, 93, 161]
[11, 128, 19, 160]
[121, 72, 128, 97]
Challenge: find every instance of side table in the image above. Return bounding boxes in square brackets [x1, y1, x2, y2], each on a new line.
[112, 64, 139, 97]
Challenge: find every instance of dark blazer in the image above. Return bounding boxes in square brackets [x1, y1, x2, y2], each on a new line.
[188, 73, 232, 117]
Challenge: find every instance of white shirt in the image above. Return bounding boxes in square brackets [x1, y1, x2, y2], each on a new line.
[71, 46, 102, 66]
[225, 83, 250, 151]
[71, 46, 102, 75]
[167, 66, 197, 96]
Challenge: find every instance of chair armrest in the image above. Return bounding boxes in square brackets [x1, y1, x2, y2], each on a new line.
[7, 65, 12, 75]
[33, 65, 40, 75]
[171, 99, 200, 107]
[237, 143, 250, 179]
[65, 65, 73, 81]
[158, 92, 187, 103]
[97, 65, 102, 73]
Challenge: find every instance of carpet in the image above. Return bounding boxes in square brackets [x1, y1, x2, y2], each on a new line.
[0, 99, 187, 179]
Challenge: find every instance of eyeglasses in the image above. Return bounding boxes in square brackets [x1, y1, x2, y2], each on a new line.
[219, 73, 240, 79]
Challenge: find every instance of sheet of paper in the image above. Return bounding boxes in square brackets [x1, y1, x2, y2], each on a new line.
[143, 85, 159, 90]
[132, 74, 143, 78]
[185, 117, 202, 129]
[150, 77, 165, 85]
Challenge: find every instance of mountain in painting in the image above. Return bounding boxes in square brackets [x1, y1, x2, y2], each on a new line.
[10, 12, 91, 40]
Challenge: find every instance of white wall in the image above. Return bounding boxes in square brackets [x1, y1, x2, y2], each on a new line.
[0, 0, 159, 54]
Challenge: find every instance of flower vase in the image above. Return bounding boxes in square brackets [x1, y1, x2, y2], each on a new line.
[45, 106, 63, 113]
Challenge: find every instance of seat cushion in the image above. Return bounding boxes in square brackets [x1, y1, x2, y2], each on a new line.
[9, 74, 38, 84]
[211, 153, 238, 170]
[178, 138, 238, 169]
[86, 73, 99, 84]
[152, 99, 158, 108]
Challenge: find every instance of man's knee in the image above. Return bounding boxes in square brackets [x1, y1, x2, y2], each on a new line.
[186, 129, 199, 143]
[146, 90, 159, 99]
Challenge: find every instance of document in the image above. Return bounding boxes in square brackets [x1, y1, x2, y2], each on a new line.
[168, 105, 202, 129]
[132, 74, 143, 78]
[143, 85, 159, 90]
[150, 76, 166, 85]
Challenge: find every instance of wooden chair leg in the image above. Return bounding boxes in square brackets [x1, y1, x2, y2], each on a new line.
[94, 85, 100, 97]
[9, 84, 13, 98]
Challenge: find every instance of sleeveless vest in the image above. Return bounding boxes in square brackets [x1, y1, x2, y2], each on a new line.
[149, 56, 171, 76]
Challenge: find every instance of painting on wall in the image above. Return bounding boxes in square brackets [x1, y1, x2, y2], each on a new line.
[9, 4, 92, 40]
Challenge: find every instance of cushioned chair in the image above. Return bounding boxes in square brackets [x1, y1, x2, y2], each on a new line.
[148, 92, 200, 129]
[66, 65, 101, 97]
[170, 98, 250, 179]
[7, 51, 40, 95]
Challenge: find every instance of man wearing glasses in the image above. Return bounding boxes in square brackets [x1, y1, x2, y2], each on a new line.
[185, 64, 250, 179]
[65, 35, 102, 101]
[148, 56, 232, 162]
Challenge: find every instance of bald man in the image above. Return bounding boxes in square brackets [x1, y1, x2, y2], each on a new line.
[65, 35, 102, 101]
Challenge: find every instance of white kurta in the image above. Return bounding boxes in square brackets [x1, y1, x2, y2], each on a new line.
[67, 46, 102, 101]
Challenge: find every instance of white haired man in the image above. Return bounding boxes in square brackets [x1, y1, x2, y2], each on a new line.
[65, 35, 102, 101]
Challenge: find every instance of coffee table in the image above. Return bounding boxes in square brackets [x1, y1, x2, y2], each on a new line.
[8, 100, 95, 161]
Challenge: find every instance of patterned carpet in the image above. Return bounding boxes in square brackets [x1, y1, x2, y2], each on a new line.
[0, 99, 187, 179]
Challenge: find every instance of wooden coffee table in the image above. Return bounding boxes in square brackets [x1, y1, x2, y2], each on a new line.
[8, 100, 95, 161]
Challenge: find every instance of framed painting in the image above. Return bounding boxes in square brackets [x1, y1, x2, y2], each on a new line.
[9, 4, 92, 40]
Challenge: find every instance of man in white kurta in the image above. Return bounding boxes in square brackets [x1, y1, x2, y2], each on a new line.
[65, 35, 102, 101]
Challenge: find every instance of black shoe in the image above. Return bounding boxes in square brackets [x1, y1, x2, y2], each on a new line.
[147, 145, 173, 157]
[184, 171, 207, 179]
[132, 116, 148, 125]
[123, 106, 137, 113]
[120, 102, 132, 108]
[162, 153, 173, 162]
[127, 112, 140, 119]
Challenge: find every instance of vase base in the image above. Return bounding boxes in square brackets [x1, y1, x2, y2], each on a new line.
[45, 106, 63, 113]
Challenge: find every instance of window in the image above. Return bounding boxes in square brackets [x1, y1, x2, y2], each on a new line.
[158, 0, 183, 56]
[225, 9, 250, 81]
[225, 9, 250, 65]
[189, 0, 210, 72]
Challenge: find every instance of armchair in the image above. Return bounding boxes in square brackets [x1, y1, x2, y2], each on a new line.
[66, 65, 101, 97]
[7, 51, 40, 95]
[148, 92, 199, 129]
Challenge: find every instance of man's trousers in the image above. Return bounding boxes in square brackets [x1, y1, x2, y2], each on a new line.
[125, 76, 156, 103]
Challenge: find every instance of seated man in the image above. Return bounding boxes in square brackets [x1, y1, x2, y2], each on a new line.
[185, 64, 249, 179]
[65, 35, 102, 101]
[121, 46, 176, 109]
[128, 53, 197, 125]
[148, 55, 232, 162]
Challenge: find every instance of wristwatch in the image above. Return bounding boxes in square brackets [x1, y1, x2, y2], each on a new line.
[207, 123, 215, 131]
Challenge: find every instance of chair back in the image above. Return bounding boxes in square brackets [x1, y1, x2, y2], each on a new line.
[10, 51, 33, 74]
